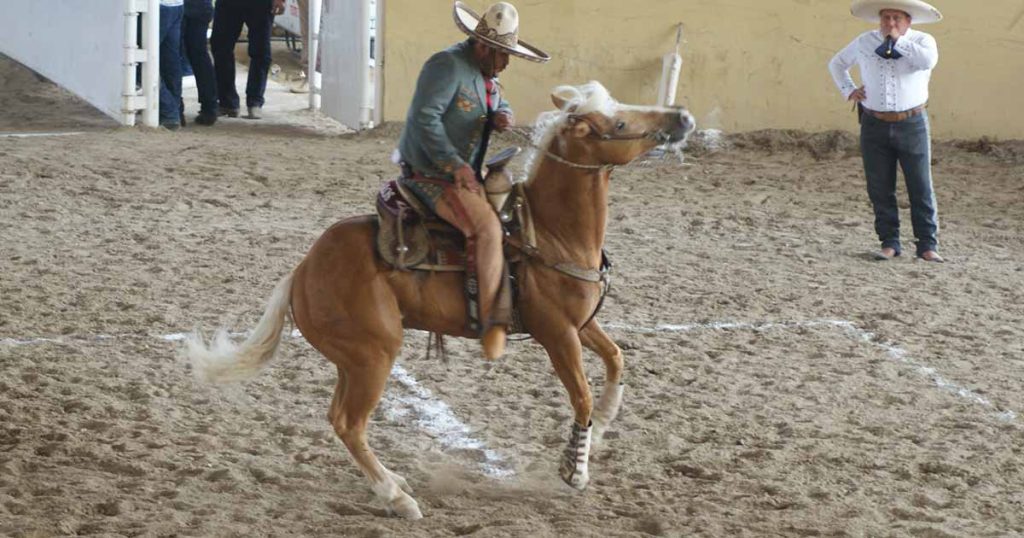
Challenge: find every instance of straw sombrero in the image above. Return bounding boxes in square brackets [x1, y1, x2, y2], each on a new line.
[453, 2, 551, 63]
[850, 0, 942, 24]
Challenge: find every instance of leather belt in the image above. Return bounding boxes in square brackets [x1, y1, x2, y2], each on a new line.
[864, 105, 926, 123]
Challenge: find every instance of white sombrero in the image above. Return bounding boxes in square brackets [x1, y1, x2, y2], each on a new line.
[453, 2, 551, 63]
[851, 0, 942, 24]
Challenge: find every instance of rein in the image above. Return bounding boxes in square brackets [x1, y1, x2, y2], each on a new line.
[508, 129, 613, 171]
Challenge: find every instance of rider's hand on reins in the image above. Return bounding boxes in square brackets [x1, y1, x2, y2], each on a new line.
[494, 111, 514, 132]
[454, 164, 481, 194]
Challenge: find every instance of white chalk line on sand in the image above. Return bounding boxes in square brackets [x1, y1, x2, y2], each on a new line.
[605, 319, 1017, 422]
[2, 330, 514, 478]
[0, 131, 87, 138]
[5, 318, 1015, 479]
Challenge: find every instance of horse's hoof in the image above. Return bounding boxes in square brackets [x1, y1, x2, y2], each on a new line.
[389, 494, 423, 519]
[559, 466, 590, 491]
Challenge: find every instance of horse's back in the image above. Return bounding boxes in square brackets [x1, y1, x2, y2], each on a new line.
[291, 215, 475, 345]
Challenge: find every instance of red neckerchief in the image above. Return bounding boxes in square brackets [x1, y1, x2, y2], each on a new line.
[484, 78, 495, 111]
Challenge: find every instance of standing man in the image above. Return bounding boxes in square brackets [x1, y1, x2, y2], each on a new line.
[181, 0, 217, 126]
[210, 0, 285, 120]
[397, 2, 549, 359]
[829, 0, 944, 262]
[158, 0, 185, 130]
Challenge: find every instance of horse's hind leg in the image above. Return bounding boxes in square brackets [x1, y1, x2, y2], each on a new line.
[325, 349, 422, 519]
[579, 320, 624, 446]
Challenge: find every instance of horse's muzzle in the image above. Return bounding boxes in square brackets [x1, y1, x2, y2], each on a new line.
[669, 109, 697, 143]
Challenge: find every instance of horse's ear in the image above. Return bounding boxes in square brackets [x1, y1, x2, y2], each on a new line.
[551, 93, 577, 113]
[565, 116, 591, 138]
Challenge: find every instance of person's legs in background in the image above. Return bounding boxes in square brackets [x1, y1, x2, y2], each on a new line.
[290, 0, 311, 93]
[183, 0, 218, 125]
[896, 113, 941, 260]
[241, 0, 275, 119]
[158, 3, 185, 129]
[860, 114, 903, 258]
[210, 0, 244, 117]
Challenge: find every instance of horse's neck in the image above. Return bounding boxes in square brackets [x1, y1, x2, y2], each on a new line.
[524, 157, 609, 268]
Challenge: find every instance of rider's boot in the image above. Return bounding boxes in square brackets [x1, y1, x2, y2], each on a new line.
[482, 324, 506, 360]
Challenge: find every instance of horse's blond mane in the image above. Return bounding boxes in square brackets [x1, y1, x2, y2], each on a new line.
[519, 81, 619, 183]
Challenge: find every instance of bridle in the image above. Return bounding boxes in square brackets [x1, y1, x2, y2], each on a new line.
[567, 113, 675, 144]
[511, 113, 676, 171]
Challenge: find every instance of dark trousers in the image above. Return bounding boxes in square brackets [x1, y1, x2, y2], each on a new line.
[210, 0, 274, 109]
[860, 112, 939, 256]
[182, 0, 217, 115]
[158, 4, 184, 124]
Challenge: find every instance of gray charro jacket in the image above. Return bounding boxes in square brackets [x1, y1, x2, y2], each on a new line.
[398, 39, 511, 181]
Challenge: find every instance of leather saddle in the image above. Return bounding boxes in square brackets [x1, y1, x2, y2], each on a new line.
[374, 147, 521, 272]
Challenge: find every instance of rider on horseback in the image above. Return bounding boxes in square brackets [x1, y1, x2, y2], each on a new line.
[396, 2, 549, 360]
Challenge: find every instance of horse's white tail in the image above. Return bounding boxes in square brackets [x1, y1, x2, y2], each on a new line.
[184, 272, 294, 383]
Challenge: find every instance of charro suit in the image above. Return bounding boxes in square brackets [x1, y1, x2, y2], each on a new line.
[398, 39, 510, 208]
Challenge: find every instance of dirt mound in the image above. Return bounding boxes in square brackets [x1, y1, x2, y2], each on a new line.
[728, 129, 860, 160]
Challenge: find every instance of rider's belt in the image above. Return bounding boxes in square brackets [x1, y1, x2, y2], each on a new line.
[864, 105, 926, 123]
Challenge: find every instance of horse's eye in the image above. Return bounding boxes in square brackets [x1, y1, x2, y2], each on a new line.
[615, 121, 626, 131]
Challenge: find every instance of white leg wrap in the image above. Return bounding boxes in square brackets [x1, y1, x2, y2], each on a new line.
[592, 382, 624, 444]
[559, 421, 592, 491]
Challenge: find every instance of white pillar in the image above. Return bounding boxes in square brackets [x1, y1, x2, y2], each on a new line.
[122, 2, 140, 126]
[141, 0, 160, 127]
[308, 0, 322, 110]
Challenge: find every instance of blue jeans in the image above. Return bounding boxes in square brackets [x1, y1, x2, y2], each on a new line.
[159, 4, 185, 124]
[182, 0, 217, 115]
[860, 111, 939, 256]
[210, 0, 274, 109]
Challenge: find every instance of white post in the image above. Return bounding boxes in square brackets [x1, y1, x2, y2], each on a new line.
[122, 1, 140, 126]
[141, 0, 160, 127]
[360, 0, 373, 128]
[657, 24, 683, 108]
[371, 0, 382, 127]
[308, 0, 322, 110]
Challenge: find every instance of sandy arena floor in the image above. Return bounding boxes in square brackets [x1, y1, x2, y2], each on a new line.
[2, 54, 1024, 537]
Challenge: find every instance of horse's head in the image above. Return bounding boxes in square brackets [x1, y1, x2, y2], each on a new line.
[538, 81, 696, 168]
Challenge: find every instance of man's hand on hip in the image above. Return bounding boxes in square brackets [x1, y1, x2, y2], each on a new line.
[454, 164, 481, 194]
[848, 86, 867, 102]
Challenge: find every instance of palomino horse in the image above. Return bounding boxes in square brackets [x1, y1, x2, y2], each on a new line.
[185, 81, 695, 519]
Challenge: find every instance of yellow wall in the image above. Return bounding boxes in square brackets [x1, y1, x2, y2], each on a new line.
[382, 0, 1024, 139]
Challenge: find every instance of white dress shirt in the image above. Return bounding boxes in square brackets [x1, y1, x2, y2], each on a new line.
[828, 28, 938, 112]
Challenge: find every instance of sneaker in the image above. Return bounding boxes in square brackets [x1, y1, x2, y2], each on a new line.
[247, 106, 263, 120]
[159, 121, 180, 131]
[219, 106, 239, 118]
[289, 79, 309, 94]
[194, 111, 217, 126]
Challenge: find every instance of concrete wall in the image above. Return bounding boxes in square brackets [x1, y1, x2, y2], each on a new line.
[382, 0, 1024, 139]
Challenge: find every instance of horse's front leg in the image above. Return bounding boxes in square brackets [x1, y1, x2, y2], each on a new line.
[579, 319, 624, 446]
[538, 329, 594, 491]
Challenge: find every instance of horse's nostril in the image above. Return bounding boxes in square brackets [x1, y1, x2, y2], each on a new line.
[680, 112, 696, 134]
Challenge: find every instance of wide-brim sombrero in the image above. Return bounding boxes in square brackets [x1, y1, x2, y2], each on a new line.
[453, 2, 551, 63]
[850, 0, 942, 24]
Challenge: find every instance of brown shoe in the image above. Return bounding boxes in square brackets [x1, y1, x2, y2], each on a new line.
[918, 250, 945, 263]
[873, 247, 899, 261]
[482, 325, 507, 360]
